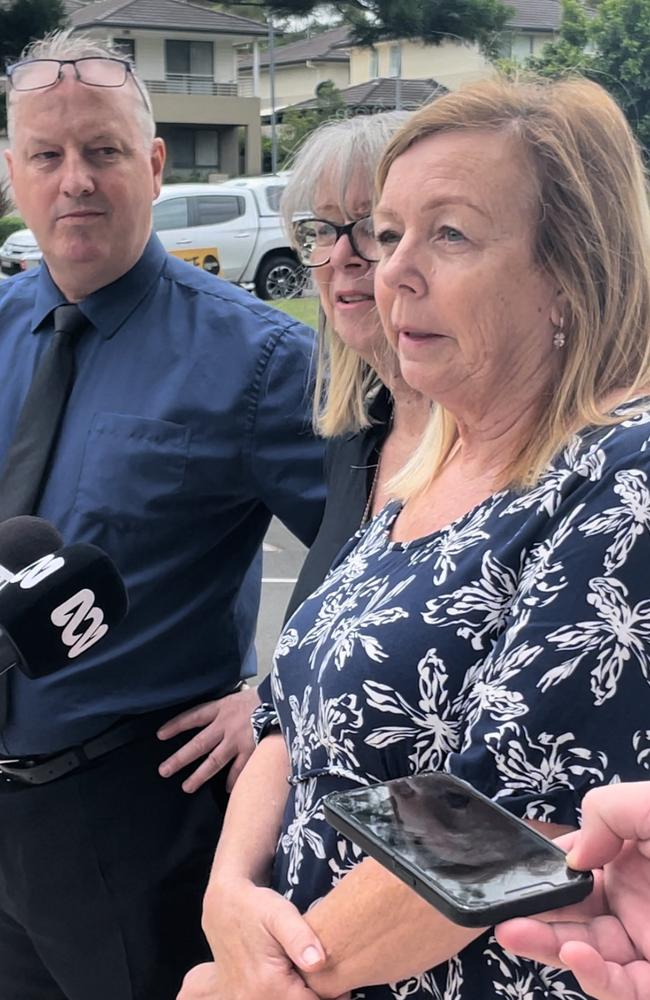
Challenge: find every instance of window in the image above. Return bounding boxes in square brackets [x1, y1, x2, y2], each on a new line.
[153, 198, 189, 231]
[193, 195, 244, 225]
[114, 37, 135, 62]
[195, 130, 219, 168]
[499, 33, 535, 61]
[369, 48, 379, 78]
[165, 40, 214, 78]
[511, 34, 534, 60]
[263, 184, 285, 213]
[388, 43, 401, 78]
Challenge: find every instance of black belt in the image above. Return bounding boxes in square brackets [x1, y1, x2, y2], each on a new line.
[0, 683, 248, 786]
[0, 715, 157, 785]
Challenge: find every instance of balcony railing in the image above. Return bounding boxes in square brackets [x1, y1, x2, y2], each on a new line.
[145, 75, 240, 96]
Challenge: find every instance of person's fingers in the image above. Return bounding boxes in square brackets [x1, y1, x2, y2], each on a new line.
[265, 901, 327, 973]
[179, 739, 236, 793]
[176, 962, 220, 999]
[496, 915, 639, 967]
[558, 940, 650, 1000]
[551, 830, 579, 853]
[565, 785, 650, 871]
[158, 725, 225, 780]
[157, 701, 222, 741]
[496, 918, 576, 966]
[159, 688, 257, 785]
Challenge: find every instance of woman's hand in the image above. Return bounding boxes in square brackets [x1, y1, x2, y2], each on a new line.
[177, 962, 350, 1000]
[199, 877, 333, 1000]
[496, 784, 650, 1000]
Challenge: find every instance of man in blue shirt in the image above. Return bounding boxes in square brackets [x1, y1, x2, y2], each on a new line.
[0, 29, 324, 1000]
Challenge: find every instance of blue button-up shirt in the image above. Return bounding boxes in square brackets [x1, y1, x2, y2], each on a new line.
[0, 236, 324, 755]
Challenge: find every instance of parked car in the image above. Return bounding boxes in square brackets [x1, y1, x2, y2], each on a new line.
[0, 175, 305, 299]
[0, 228, 42, 278]
[153, 176, 305, 299]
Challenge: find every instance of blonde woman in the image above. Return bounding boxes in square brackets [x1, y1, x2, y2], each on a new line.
[182, 77, 650, 1000]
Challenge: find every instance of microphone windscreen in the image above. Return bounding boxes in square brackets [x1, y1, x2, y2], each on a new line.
[0, 542, 129, 678]
[0, 516, 64, 573]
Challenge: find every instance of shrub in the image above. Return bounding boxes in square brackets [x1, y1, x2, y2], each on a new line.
[0, 215, 25, 243]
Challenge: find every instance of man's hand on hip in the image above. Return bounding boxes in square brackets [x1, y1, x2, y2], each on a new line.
[157, 686, 261, 793]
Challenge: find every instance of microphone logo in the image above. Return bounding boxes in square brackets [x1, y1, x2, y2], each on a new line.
[50, 589, 109, 658]
[16, 553, 65, 589]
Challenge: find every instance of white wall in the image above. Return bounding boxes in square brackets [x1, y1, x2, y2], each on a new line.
[241, 60, 350, 109]
[131, 34, 161, 78]
[349, 38, 491, 91]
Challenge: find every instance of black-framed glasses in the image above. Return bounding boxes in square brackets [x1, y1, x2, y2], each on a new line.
[6, 57, 150, 108]
[293, 216, 379, 267]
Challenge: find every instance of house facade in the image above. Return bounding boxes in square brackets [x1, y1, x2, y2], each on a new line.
[67, 0, 268, 178]
[238, 25, 351, 117]
[348, 0, 562, 92]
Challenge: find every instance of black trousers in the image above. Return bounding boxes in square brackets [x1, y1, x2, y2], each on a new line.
[0, 726, 228, 1000]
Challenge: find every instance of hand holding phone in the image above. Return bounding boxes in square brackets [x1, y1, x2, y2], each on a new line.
[324, 773, 593, 927]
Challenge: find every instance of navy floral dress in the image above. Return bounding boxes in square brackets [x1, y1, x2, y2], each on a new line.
[254, 406, 650, 1000]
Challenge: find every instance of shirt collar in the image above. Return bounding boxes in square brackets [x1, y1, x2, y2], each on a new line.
[30, 233, 168, 338]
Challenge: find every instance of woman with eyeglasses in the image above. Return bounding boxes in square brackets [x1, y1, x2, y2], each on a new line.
[278, 113, 430, 622]
[248, 113, 430, 756]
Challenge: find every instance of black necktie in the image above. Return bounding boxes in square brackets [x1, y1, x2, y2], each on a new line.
[0, 304, 87, 727]
[0, 304, 87, 520]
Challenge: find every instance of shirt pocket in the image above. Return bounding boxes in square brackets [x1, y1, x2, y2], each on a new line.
[73, 412, 191, 528]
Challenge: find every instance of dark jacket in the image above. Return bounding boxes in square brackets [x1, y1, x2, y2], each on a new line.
[285, 386, 392, 621]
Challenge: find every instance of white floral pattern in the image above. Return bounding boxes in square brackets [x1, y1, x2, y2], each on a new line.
[579, 469, 650, 573]
[258, 408, 650, 1000]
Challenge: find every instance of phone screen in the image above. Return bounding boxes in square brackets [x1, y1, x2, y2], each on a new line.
[326, 774, 590, 917]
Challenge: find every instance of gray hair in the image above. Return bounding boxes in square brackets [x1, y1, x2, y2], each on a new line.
[281, 111, 410, 233]
[7, 29, 156, 146]
[281, 112, 410, 437]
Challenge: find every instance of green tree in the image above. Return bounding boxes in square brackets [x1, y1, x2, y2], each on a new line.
[0, 0, 67, 132]
[524, 0, 650, 151]
[217, 0, 512, 51]
[0, 0, 67, 65]
[526, 0, 593, 76]
[590, 0, 650, 149]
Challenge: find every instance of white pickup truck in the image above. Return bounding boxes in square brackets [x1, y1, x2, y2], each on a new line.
[0, 174, 306, 300]
[153, 175, 305, 299]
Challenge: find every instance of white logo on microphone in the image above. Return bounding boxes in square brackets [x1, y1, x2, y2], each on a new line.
[50, 589, 109, 658]
[16, 553, 65, 589]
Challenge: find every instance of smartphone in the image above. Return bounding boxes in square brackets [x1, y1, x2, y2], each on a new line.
[323, 773, 593, 927]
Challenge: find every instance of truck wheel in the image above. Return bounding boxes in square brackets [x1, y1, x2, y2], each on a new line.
[255, 255, 305, 300]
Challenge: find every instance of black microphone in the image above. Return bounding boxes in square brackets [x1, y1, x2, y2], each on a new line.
[0, 521, 128, 679]
[0, 516, 64, 589]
